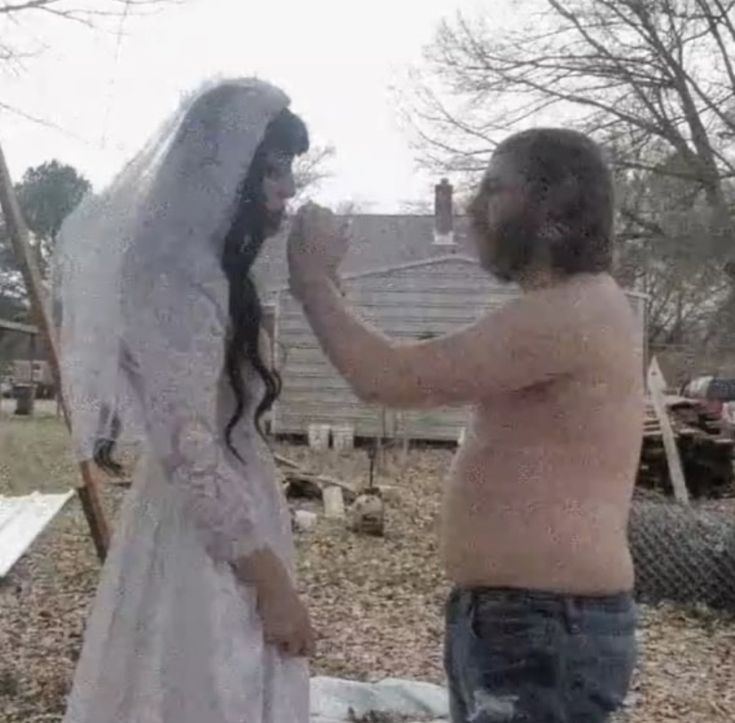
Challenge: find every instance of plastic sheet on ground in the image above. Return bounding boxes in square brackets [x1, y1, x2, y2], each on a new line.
[310, 676, 449, 722]
[0, 489, 74, 578]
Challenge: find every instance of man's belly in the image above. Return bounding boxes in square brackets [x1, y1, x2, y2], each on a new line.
[441, 475, 635, 595]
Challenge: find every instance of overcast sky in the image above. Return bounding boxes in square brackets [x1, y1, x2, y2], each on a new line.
[1, 0, 513, 212]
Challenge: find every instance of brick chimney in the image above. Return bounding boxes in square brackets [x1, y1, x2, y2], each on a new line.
[433, 178, 454, 245]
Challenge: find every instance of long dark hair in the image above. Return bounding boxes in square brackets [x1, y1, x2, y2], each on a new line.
[94, 107, 308, 474]
[222, 108, 308, 459]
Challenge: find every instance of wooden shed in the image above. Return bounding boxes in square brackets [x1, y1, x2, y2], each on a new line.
[271, 255, 648, 442]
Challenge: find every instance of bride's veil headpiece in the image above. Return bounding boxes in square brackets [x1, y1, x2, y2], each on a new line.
[53, 78, 290, 462]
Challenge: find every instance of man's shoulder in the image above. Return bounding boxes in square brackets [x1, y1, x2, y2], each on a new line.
[536, 274, 631, 325]
[513, 277, 638, 366]
[475, 275, 636, 365]
[506, 275, 620, 327]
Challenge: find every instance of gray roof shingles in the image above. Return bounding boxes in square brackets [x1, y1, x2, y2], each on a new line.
[253, 215, 476, 296]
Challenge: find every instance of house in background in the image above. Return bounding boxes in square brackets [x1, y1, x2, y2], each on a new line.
[254, 180, 649, 443]
[253, 180, 472, 308]
[0, 319, 55, 400]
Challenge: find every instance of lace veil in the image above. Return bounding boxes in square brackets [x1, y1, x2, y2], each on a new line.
[53, 77, 291, 462]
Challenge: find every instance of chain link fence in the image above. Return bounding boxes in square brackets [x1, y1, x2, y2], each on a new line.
[629, 499, 735, 612]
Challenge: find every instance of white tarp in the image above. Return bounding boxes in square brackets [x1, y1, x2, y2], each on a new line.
[310, 676, 449, 722]
[0, 490, 74, 577]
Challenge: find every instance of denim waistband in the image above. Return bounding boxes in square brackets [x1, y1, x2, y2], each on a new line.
[451, 585, 634, 613]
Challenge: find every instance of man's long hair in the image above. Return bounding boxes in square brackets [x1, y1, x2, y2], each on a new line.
[476, 128, 614, 282]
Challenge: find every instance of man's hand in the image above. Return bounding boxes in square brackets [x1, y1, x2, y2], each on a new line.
[288, 202, 349, 299]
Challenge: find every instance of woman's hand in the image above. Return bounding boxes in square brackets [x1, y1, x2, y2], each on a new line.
[257, 577, 316, 658]
[233, 548, 316, 658]
[287, 202, 349, 299]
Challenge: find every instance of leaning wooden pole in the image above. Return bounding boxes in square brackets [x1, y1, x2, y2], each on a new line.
[0, 141, 110, 561]
[648, 356, 689, 505]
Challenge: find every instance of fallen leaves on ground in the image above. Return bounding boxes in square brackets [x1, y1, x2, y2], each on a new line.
[1, 412, 734, 722]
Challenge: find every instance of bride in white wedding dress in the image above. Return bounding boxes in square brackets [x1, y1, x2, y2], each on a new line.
[53, 78, 314, 723]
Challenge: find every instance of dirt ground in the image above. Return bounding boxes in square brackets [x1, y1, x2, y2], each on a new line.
[1, 407, 735, 722]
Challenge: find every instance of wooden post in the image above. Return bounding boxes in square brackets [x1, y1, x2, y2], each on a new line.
[0, 141, 110, 560]
[648, 357, 689, 505]
[368, 441, 377, 490]
[28, 332, 36, 414]
[395, 411, 410, 471]
[376, 407, 387, 473]
[401, 434, 410, 470]
[323, 486, 346, 519]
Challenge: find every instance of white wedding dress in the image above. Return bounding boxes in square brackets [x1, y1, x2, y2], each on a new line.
[61, 278, 309, 723]
[55, 78, 309, 723]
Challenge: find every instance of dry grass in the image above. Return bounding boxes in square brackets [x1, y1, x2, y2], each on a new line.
[1, 408, 735, 722]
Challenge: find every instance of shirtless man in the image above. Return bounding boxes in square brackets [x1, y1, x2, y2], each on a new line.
[287, 128, 643, 722]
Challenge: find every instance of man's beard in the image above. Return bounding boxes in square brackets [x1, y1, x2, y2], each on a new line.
[475, 211, 542, 283]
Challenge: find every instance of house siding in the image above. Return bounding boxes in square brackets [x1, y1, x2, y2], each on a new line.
[272, 257, 648, 441]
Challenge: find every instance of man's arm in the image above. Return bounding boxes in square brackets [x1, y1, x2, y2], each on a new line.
[296, 276, 588, 409]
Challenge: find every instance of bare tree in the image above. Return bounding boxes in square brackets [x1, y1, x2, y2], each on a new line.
[334, 199, 376, 215]
[292, 144, 335, 203]
[0, 0, 179, 78]
[0, 0, 172, 20]
[399, 199, 433, 214]
[409, 0, 735, 340]
[617, 218, 730, 344]
[614, 142, 731, 344]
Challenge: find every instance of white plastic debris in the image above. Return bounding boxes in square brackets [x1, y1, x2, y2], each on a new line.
[310, 676, 449, 722]
[294, 510, 319, 532]
[0, 490, 74, 577]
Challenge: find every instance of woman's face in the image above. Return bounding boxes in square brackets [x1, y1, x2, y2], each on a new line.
[262, 150, 296, 213]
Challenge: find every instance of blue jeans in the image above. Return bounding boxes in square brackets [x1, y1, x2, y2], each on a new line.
[444, 587, 637, 722]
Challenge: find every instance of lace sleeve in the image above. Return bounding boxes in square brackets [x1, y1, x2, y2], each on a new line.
[127, 271, 265, 563]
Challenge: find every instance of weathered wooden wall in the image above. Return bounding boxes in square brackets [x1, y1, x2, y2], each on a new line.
[273, 257, 648, 441]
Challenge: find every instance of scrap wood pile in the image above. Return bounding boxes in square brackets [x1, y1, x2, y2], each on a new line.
[77, 448, 388, 536]
[638, 396, 734, 498]
[275, 453, 386, 537]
